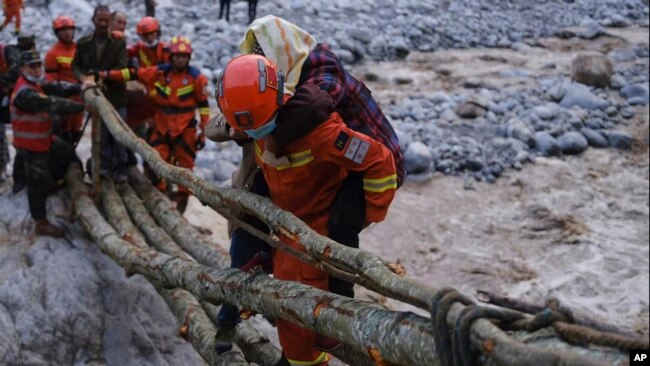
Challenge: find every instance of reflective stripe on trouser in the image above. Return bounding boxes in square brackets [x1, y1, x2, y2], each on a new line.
[149, 126, 197, 194]
[273, 236, 330, 365]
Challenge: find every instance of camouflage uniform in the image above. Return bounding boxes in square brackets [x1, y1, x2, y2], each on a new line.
[13, 80, 83, 220]
[1, 36, 36, 188]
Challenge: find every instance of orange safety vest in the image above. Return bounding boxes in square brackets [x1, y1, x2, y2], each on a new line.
[44, 41, 77, 83]
[128, 41, 169, 67]
[10, 76, 52, 152]
[254, 111, 397, 364]
[133, 64, 209, 136]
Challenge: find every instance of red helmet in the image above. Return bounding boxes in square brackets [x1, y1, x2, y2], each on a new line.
[52, 16, 75, 31]
[136, 16, 160, 36]
[216, 54, 284, 132]
[169, 35, 193, 55]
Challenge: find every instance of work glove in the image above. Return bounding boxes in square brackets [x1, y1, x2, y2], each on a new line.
[240, 251, 273, 274]
[196, 133, 206, 151]
[84, 69, 99, 82]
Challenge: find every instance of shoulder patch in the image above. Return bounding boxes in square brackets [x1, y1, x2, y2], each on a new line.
[187, 66, 201, 78]
[157, 63, 172, 73]
[344, 136, 370, 164]
[334, 131, 350, 151]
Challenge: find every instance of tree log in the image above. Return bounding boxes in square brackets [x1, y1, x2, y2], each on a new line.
[126, 166, 230, 270]
[200, 301, 282, 366]
[83, 168, 248, 365]
[117, 181, 193, 261]
[118, 180, 283, 362]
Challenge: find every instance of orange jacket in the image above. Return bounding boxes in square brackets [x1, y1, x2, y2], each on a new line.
[44, 41, 77, 83]
[106, 64, 210, 136]
[128, 41, 169, 67]
[256, 111, 396, 364]
[4, 0, 22, 8]
[255, 111, 397, 231]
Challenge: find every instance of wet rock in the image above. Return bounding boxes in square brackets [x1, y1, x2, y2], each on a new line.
[557, 131, 589, 154]
[404, 142, 433, 174]
[394, 75, 414, 85]
[548, 82, 566, 101]
[534, 132, 562, 156]
[628, 96, 649, 106]
[440, 108, 458, 122]
[532, 103, 561, 120]
[507, 119, 535, 147]
[620, 84, 649, 105]
[607, 131, 633, 150]
[212, 159, 238, 181]
[603, 14, 631, 28]
[620, 107, 636, 119]
[571, 54, 613, 88]
[463, 77, 482, 89]
[576, 19, 603, 39]
[349, 28, 373, 44]
[560, 83, 609, 110]
[456, 101, 486, 119]
[430, 91, 452, 104]
[580, 128, 609, 148]
[605, 106, 618, 117]
[609, 74, 625, 89]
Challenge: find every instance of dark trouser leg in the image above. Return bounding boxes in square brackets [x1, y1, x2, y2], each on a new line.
[219, 0, 225, 19]
[217, 170, 271, 326]
[99, 108, 135, 174]
[12, 149, 25, 190]
[248, 0, 257, 23]
[23, 151, 50, 220]
[327, 172, 366, 299]
[0, 124, 9, 175]
[48, 136, 77, 181]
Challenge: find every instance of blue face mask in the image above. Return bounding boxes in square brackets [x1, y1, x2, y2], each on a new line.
[245, 117, 277, 140]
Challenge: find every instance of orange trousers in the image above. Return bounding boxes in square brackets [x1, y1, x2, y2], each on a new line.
[2, 6, 21, 31]
[149, 126, 197, 194]
[274, 235, 330, 365]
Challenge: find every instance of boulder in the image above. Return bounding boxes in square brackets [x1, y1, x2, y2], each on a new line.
[557, 131, 589, 154]
[507, 119, 535, 147]
[571, 54, 613, 88]
[560, 83, 609, 110]
[576, 19, 603, 39]
[607, 131, 633, 150]
[455, 101, 486, 119]
[532, 103, 561, 120]
[534, 132, 562, 156]
[404, 142, 433, 174]
[580, 128, 609, 148]
[620, 84, 649, 105]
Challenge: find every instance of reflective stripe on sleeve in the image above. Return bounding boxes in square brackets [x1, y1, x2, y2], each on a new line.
[363, 174, 398, 193]
[288, 352, 329, 366]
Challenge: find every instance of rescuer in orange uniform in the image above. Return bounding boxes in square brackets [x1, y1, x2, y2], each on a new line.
[124, 16, 169, 135]
[0, 0, 23, 35]
[128, 17, 169, 68]
[216, 54, 397, 366]
[100, 36, 209, 213]
[44, 16, 84, 144]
